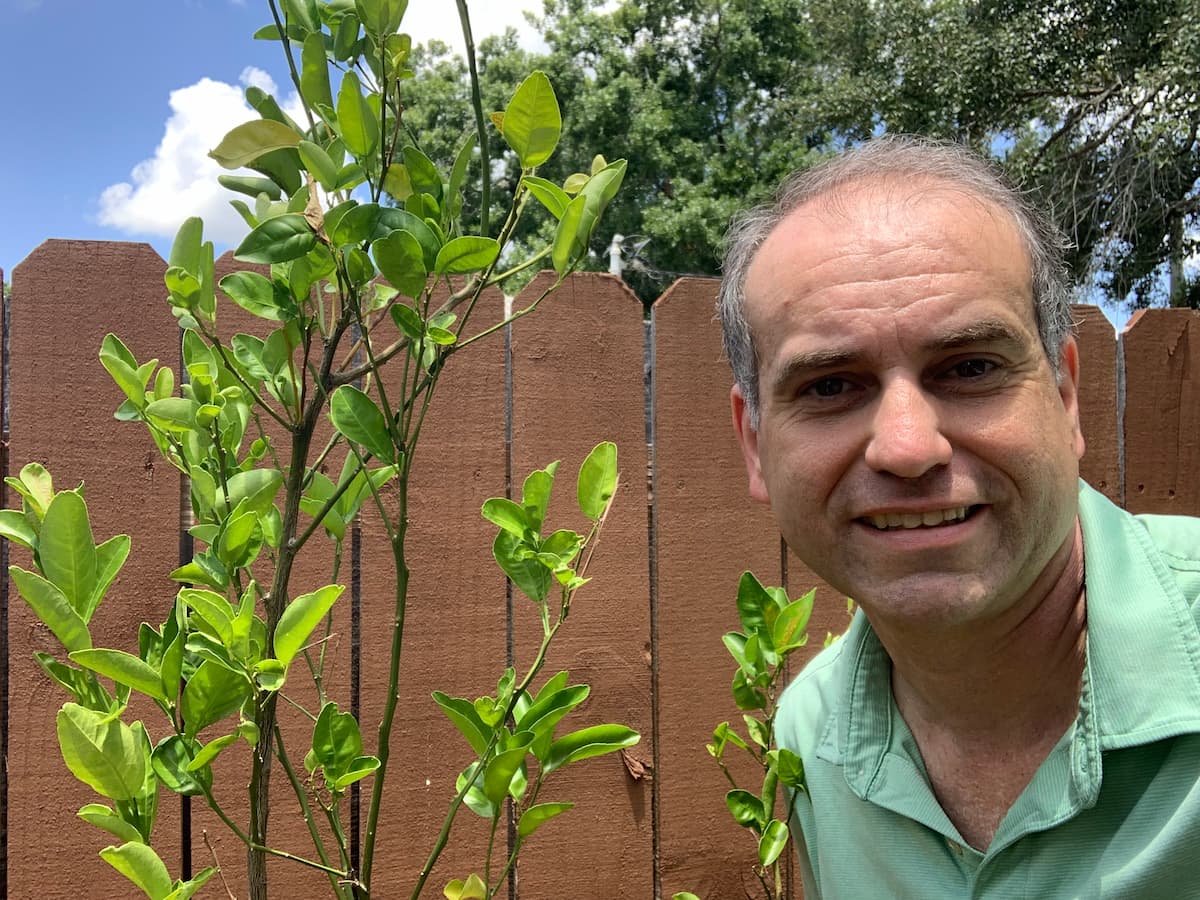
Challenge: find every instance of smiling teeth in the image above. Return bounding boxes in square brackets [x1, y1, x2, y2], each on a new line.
[867, 507, 969, 530]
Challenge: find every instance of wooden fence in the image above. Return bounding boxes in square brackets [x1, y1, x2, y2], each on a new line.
[1, 240, 1197, 899]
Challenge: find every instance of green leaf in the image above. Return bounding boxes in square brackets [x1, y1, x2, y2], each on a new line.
[517, 801, 574, 838]
[145, 397, 199, 433]
[551, 194, 588, 275]
[522, 175, 570, 219]
[164, 867, 218, 900]
[88, 534, 130, 622]
[71, 649, 167, 702]
[434, 236, 499, 275]
[35, 652, 109, 708]
[518, 684, 589, 761]
[209, 120, 301, 169]
[545, 724, 639, 774]
[736, 571, 774, 633]
[481, 497, 529, 538]
[455, 761, 497, 819]
[501, 71, 561, 168]
[217, 174, 282, 200]
[431, 692, 489, 756]
[577, 441, 617, 521]
[99, 333, 155, 408]
[379, 207, 440, 268]
[444, 130, 477, 229]
[772, 747, 806, 789]
[77, 803, 144, 845]
[333, 12, 362, 60]
[402, 145, 442, 201]
[283, 0, 320, 34]
[235, 214, 316, 264]
[520, 461, 557, 534]
[731, 668, 767, 711]
[298, 140, 340, 190]
[336, 70, 378, 157]
[331, 753, 376, 787]
[219, 468, 284, 516]
[492, 530, 550, 603]
[443, 873, 488, 900]
[169, 217, 205, 273]
[11, 566, 91, 652]
[773, 590, 815, 652]
[743, 714, 769, 750]
[725, 788, 766, 830]
[0, 508, 36, 549]
[483, 741, 531, 805]
[151, 735, 210, 797]
[373, 229, 427, 298]
[57, 704, 147, 800]
[186, 733, 240, 771]
[758, 819, 790, 867]
[40, 490, 98, 618]
[312, 701, 363, 780]
[219, 271, 294, 321]
[181, 661, 250, 738]
[330, 755, 380, 790]
[99, 842, 173, 900]
[274, 584, 344, 666]
[389, 303, 424, 342]
[300, 32, 333, 112]
[179, 589, 235, 644]
[330, 385, 395, 462]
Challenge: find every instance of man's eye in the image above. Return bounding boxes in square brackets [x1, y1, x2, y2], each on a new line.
[807, 377, 850, 397]
[950, 359, 995, 378]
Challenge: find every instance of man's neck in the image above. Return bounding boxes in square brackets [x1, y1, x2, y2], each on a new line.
[881, 522, 1087, 739]
[874, 523, 1087, 850]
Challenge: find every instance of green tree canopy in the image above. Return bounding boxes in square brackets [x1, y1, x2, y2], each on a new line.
[403, 0, 1199, 307]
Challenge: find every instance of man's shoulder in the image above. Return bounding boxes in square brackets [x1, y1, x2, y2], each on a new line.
[1132, 510, 1200, 571]
[775, 625, 856, 759]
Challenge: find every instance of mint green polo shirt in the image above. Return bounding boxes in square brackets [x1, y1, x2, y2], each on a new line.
[775, 482, 1200, 899]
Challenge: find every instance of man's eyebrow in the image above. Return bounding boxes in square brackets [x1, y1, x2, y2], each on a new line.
[921, 319, 1027, 354]
[768, 348, 863, 393]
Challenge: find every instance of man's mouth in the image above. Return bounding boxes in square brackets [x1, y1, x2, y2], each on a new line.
[862, 506, 974, 531]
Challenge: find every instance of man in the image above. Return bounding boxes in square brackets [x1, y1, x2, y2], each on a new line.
[720, 135, 1200, 898]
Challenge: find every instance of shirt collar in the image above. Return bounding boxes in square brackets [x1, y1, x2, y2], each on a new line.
[1076, 481, 1200, 747]
[823, 480, 1200, 800]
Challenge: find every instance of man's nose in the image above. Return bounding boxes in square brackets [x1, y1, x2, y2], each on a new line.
[864, 379, 953, 478]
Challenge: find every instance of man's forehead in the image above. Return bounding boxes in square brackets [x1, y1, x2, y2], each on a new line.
[744, 177, 1033, 311]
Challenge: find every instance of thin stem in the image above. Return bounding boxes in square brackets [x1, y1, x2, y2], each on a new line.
[485, 246, 553, 286]
[456, 0, 490, 235]
[274, 724, 350, 900]
[453, 281, 559, 354]
[267, 0, 319, 135]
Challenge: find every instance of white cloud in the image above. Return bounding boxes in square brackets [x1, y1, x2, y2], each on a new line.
[95, 3, 548, 247]
[96, 69, 291, 246]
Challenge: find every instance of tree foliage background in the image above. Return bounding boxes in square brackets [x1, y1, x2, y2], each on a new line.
[404, 0, 1199, 308]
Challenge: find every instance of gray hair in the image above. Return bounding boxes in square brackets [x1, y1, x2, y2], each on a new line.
[718, 135, 1074, 425]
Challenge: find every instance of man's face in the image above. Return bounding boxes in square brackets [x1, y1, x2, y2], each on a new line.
[731, 180, 1085, 630]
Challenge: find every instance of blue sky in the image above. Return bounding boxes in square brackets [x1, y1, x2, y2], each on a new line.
[0, 0, 540, 278]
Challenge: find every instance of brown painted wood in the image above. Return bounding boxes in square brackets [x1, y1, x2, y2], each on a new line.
[652, 277, 794, 899]
[361, 287, 511, 898]
[1122, 308, 1200, 516]
[1072, 305, 1120, 503]
[509, 271, 654, 899]
[6, 240, 182, 898]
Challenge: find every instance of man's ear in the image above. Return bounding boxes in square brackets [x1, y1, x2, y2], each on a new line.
[731, 384, 770, 504]
[1057, 337, 1086, 460]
